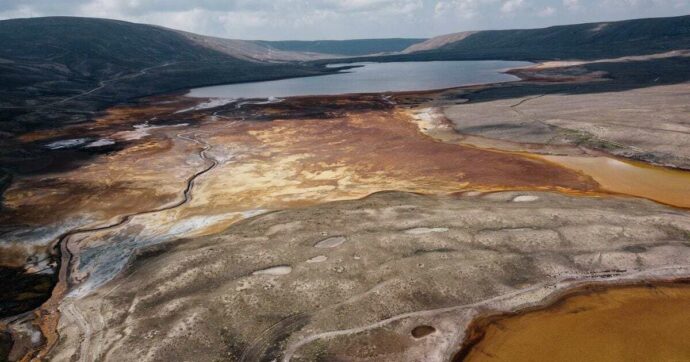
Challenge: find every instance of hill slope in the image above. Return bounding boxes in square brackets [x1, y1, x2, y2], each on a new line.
[174, 30, 333, 61]
[0, 17, 332, 134]
[340, 15, 690, 63]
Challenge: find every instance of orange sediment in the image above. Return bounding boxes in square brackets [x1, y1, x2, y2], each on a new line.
[405, 106, 690, 209]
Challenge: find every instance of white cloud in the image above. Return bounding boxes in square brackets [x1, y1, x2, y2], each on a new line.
[434, 0, 499, 19]
[563, 0, 580, 10]
[501, 0, 526, 13]
[1, 0, 687, 39]
[323, 0, 419, 13]
[0, 5, 41, 19]
[538, 5, 556, 16]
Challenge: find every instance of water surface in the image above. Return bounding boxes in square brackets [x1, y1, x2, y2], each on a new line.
[543, 155, 690, 208]
[458, 283, 690, 362]
[188, 61, 531, 99]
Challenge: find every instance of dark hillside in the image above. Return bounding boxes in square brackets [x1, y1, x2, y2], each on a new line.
[0, 17, 333, 188]
[0, 17, 331, 134]
[428, 15, 690, 60]
[331, 15, 690, 63]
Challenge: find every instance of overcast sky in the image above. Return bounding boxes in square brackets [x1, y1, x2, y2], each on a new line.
[1, 0, 688, 40]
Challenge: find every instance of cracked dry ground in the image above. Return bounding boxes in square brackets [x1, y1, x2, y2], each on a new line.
[2, 85, 690, 361]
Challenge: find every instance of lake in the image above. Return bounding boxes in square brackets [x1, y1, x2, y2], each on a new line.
[187, 60, 532, 99]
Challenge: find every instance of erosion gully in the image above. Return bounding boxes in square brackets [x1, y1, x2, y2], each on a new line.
[16, 133, 217, 360]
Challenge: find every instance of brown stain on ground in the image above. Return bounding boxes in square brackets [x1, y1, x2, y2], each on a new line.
[406, 106, 690, 209]
[1, 94, 601, 359]
[455, 282, 690, 362]
[2, 94, 599, 239]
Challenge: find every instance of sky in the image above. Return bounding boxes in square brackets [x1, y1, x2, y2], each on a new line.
[1, 0, 688, 40]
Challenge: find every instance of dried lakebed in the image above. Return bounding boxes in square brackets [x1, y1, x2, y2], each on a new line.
[45, 191, 690, 361]
[2, 63, 690, 360]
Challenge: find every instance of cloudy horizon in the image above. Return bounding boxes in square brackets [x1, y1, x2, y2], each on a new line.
[1, 0, 688, 40]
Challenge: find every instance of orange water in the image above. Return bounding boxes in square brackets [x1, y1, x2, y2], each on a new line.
[543, 156, 690, 208]
[461, 284, 690, 362]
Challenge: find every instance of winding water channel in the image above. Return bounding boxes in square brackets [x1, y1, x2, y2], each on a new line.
[28, 132, 219, 359]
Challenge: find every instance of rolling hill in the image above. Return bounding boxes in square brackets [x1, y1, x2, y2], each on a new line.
[412, 15, 690, 60]
[0, 17, 337, 135]
[349, 15, 690, 62]
[0, 16, 345, 190]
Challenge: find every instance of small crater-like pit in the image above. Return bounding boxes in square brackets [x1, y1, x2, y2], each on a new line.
[411, 325, 436, 338]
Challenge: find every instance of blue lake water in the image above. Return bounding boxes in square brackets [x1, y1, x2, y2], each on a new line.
[187, 60, 532, 99]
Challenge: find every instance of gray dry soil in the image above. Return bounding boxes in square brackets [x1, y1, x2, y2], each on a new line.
[49, 191, 690, 362]
[444, 83, 690, 169]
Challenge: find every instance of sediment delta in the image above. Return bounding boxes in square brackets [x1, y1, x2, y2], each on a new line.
[1, 91, 600, 278]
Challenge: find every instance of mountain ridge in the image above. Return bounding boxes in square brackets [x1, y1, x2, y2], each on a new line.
[397, 14, 690, 60]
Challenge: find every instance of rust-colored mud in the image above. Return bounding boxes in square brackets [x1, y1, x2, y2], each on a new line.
[181, 106, 596, 213]
[455, 282, 690, 362]
[2, 94, 599, 245]
[407, 106, 690, 209]
[0, 93, 602, 359]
